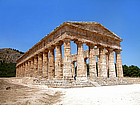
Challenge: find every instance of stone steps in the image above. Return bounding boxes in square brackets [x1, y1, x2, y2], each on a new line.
[33, 78, 100, 88]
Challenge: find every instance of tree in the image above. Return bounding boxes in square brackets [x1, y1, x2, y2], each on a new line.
[123, 65, 140, 77]
[0, 62, 16, 77]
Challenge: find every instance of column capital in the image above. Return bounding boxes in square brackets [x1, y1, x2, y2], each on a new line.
[55, 41, 63, 46]
[50, 45, 55, 50]
[38, 52, 43, 56]
[115, 49, 122, 53]
[107, 48, 114, 52]
[34, 54, 38, 58]
[29, 57, 34, 61]
[74, 40, 83, 45]
[64, 38, 71, 44]
[98, 45, 104, 50]
[86, 42, 96, 48]
[43, 49, 48, 53]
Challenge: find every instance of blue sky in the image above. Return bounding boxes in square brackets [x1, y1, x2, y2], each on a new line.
[0, 0, 140, 67]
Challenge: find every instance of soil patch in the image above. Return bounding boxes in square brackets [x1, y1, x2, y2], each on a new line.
[0, 78, 63, 105]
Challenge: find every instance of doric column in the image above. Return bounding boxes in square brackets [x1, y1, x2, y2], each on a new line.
[89, 45, 97, 79]
[22, 64, 24, 77]
[25, 61, 28, 77]
[106, 53, 109, 77]
[108, 49, 116, 78]
[30, 58, 34, 77]
[75, 41, 86, 79]
[97, 56, 100, 77]
[48, 48, 55, 79]
[99, 47, 107, 78]
[63, 39, 72, 79]
[116, 50, 123, 78]
[28, 60, 31, 77]
[71, 61, 75, 78]
[24, 62, 26, 77]
[19, 65, 21, 77]
[34, 55, 38, 77]
[38, 52, 43, 77]
[84, 59, 87, 77]
[20, 64, 22, 77]
[55, 44, 63, 79]
[18, 65, 21, 77]
[16, 66, 18, 77]
[21, 64, 24, 77]
[42, 50, 48, 78]
[20, 65, 22, 77]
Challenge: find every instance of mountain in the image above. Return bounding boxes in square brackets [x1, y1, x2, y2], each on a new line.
[0, 48, 24, 77]
[0, 48, 24, 63]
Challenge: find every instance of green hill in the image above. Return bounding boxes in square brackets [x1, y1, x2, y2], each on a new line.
[0, 48, 24, 77]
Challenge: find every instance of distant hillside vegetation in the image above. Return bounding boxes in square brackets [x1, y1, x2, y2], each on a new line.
[0, 48, 24, 63]
[0, 48, 24, 77]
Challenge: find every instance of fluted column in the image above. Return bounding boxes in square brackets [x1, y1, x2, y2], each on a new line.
[89, 45, 97, 79]
[16, 66, 18, 77]
[30, 58, 34, 77]
[116, 50, 123, 78]
[71, 61, 75, 78]
[55, 44, 63, 79]
[21, 65, 23, 77]
[20, 65, 22, 77]
[22, 63, 25, 77]
[42, 50, 48, 78]
[19, 65, 21, 77]
[48, 48, 55, 79]
[27, 61, 30, 77]
[28, 60, 31, 77]
[63, 39, 72, 79]
[22, 64, 24, 77]
[34, 55, 38, 77]
[106, 53, 109, 77]
[19, 64, 21, 77]
[84, 59, 87, 77]
[99, 47, 107, 78]
[24, 63, 26, 77]
[108, 49, 116, 78]
[25, 61, 28, 77]
[38, 52, 43, 77]
[75, 41, 86, 79]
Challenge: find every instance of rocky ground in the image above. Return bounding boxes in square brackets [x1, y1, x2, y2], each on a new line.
[0, 77, 140, 105]
[0, 78, 63, 105]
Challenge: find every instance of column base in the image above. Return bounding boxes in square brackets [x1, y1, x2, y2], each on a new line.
[76, 76, 87, 81]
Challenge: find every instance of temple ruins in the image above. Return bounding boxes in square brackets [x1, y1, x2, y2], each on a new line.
[16, 22, 123, 87]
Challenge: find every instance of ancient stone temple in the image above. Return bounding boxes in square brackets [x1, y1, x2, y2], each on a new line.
[16, 22, 123, 86]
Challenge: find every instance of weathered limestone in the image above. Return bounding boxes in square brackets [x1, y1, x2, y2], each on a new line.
[75, 41, 86, 79]
[22, 63, 25, 77]
[106, 54, 109, 77]
[84, 58, 87, 77]
[89, 45, 97, 79]
[116, 50, 123, 78]
[55, 44, 63, 79]
[16, 21, 123, 86]
[48, 48, 55, 79]
[34, 55, 38, 77]
[28, 60, 32, 77]
[43, 50, 48, 78]
[25, 61, 28, 77]
[30, 58, 34, 77]
[38, 53, 43, 77]
[108, 49, 116, 78]
[71, 61, 75, 78]
[99, 47, 107, 78]
[63, 39, 72, 79]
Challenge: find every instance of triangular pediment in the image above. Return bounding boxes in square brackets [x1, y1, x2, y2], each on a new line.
[66, 22, 121, 40]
